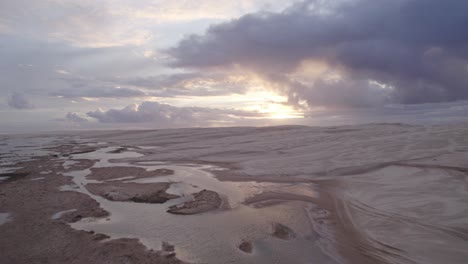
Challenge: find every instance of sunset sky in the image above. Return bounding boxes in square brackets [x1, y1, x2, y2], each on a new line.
[1, 0, 468, 132]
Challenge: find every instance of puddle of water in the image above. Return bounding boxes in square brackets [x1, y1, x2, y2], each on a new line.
[52, 209, 78, 220]
[126, 165, 261, 208]
[107, 176, 136, 182]
[137, 146, 160, 150]
[30, 177, 45, 181]
[0, 136, 58, 167]
[86, 142, 108, 146]
[133, 161, 166, 166]
[0, 213, 12, 225]
[0, 167, 21, 174]
[75, 201, 331, 264]
[0, 176, 10, 181]
[71, 146, 143, 168]
[63, 146, 334, 264]
[59, 184, 80, 192]
[62, 160, 77, 170]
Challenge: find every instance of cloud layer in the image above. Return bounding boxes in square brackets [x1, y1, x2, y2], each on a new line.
[168, 0, 468, 108]
[85, 101, 265, 127]
[1, 0, 468, 132]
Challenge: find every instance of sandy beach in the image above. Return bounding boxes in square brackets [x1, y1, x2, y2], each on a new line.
[1, 123, 468, 264]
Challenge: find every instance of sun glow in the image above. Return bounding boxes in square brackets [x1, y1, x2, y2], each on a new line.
[147, 77, 304, 120]
[262, 105, 303, 119]
[244, 90, 303, 119]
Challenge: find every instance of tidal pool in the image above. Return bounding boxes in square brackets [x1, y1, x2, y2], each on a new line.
[63, 146, 336, 264]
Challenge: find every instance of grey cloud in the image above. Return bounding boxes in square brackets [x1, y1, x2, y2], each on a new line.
[125, 73, 201, 89]
[51, 86, 146, 99]
[65, 112, 89, 123]
[7, 92, 34, 109]
[303, 100, 468, 126]
[86, 101, 264, 126]
[123, 72, 248, 96]
[168, 0, 468, 108]
[0, 34, 159, 98]
[52, 72, 246, 99]
[0, 33, 245, 102]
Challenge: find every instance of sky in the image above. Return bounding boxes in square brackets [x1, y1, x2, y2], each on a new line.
[1, 0, 468, 132]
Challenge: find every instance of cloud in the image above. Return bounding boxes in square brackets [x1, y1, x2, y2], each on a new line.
[86, 101, 265, 127]
[7, 92, 34, 109]
[122, 72, 250, 96]
[168, 0, 468, 108]
[0, 0, 150, 48]
[2, 0, 468, 132]
[65, 112, 89, 122]
[0, 34, 159, 98]
[0, 0, 292, 48]
[0, 33, 249, 102]
[50, 71, 251, 99]
[51, 86, 146, 99]
[303, 100, 468, 126]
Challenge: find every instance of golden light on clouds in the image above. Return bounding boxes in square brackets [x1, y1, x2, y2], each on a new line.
[242, 89, 303, 119]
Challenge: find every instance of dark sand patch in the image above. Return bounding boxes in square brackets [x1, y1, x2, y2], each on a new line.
[68, 148, 98, 155]
[244, 191, 317, 205]
[162, 241, 175, 252]
[238, 240, 253, 253]
[167, 190, 221, 215]
[88, 166, 174, 181]
[87, 182, 179, 204]
[86, 230, 111, 241]
[0, 172, 30, 184]
[107, 147, 128, 154]
[161, 242, 177, 258]
[272, 223, 296, 240]
[46, 143, 97, 157]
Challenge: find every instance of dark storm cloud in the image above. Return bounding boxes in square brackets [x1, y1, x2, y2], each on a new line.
[168, 0, 468, 107]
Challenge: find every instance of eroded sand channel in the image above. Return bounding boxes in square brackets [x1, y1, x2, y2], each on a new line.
[62, 146, 338, 264]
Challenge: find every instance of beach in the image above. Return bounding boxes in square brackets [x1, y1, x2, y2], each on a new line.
[1, 123, 468, 264]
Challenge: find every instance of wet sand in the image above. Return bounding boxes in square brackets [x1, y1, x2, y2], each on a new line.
[87, 181, 179, 204]
[167, 190, 222, 215]
[0, 158, 185, 264]
[1, 123, 468, 264]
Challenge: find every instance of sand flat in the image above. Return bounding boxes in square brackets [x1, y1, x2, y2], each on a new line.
[0, 123, 467, 263]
